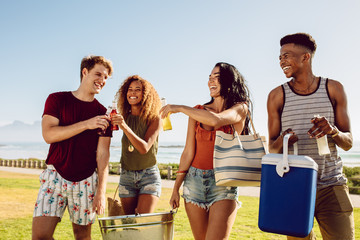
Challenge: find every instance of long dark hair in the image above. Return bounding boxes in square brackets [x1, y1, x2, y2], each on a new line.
[206, 62, 252, 134]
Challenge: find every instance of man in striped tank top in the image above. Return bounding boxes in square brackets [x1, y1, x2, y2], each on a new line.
[267, 33, 354, 239]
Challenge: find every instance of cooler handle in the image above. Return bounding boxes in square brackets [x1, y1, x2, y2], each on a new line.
[276, 134, 298, 177]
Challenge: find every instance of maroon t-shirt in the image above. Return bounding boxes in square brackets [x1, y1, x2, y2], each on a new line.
[43, 91, 112, 181]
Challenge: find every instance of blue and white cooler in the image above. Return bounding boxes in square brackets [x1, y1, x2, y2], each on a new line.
[258, 134, 318, 238]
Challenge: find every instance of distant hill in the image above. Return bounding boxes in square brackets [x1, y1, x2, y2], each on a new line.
[0, 121, 42, 143]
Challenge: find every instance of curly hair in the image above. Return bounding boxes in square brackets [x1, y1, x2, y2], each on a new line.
[206, 62, 253, 134]
[116, 75, 161, 124]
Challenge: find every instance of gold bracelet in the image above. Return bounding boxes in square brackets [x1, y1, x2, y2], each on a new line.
[331, 127, 339, 138]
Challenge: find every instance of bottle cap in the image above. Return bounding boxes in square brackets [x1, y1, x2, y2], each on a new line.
[161, 97, 166, 106]
[106, 106, 112, 115]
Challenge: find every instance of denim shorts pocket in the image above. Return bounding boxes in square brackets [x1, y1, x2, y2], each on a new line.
[188, 171, 196, 177]
[184, 172, 191, 181]
[145, 165, 158, 175]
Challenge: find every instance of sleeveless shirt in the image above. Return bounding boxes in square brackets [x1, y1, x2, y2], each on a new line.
[281, 77, 347, 189]
[120, 114, 158, 171]
[191, 105, 233, 170]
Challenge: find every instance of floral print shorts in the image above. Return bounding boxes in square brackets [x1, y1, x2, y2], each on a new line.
[33, 165, 98, 225]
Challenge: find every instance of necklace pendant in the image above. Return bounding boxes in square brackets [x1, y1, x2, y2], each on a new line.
[128, 145, 134, 152]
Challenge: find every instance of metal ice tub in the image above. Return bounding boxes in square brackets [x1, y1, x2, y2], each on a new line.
[98, 210, 176, 240]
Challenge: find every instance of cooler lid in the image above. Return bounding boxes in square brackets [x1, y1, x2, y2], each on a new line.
[262, 153, 318, 171]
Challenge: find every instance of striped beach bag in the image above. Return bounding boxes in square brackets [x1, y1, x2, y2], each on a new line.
[213, 114, 267, 187]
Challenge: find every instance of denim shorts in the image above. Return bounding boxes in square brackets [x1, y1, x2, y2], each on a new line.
[182, 166, 240, 210]
[118, 165, 161, 198]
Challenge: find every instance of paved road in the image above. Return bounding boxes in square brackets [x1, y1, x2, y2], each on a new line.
[1, 166, 359, 207]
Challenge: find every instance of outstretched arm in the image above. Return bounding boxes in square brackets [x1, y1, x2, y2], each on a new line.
[160, 103, 248, 130]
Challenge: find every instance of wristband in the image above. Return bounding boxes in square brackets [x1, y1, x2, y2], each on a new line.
[176, 172, 187, 176]
[176, 170, 187, 175]
[331, 127, 339, 138]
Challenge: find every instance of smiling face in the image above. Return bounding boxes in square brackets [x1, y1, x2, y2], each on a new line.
[127, 80, 143, 105]
[279, 43, 308, 78]
[208, 66, 221, 98]
[81, 63, 109, 94]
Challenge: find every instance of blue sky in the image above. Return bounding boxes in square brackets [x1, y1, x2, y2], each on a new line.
[1, 1, 360, 144]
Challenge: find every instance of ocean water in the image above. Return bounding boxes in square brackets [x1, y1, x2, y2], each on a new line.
[0, 141, 185, 165]
[0, 141, 359, 167]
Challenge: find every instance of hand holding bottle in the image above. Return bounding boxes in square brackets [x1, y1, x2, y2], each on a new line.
[309, 115, 331, 155]
[110, 101, 119, 131]
[97, 107, 112, 135]
[110, 112, 127, 131]
[160, 98, 172, 131]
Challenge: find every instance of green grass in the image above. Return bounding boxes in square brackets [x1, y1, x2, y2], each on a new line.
[0, 171, 359, 239]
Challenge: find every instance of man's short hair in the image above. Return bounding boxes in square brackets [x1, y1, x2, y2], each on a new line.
[280, 33, 317, 54]
[80, 55, 113, 80]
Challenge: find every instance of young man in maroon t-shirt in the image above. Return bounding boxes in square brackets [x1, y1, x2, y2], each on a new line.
[32, 55, 114, 240]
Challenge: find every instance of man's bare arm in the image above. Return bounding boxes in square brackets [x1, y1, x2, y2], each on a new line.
[92, 136, 111, 214]
[42, 114, 109, 144]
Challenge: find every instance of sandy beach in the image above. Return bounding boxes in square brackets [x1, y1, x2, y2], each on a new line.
[1, 166, 359, 208]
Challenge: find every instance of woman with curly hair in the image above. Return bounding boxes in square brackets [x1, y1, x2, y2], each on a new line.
[160, 62, 252, 240]
[112, 75, 162, 214]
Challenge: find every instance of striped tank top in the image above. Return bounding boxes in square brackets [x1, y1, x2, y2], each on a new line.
[281, 77, 347, 189]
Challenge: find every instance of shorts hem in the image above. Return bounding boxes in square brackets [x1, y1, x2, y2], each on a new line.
[183, 197, 242, 211]
[33, 215, 62, 220]
[71, 218, 96, 226]
[183, 198, 208, 211]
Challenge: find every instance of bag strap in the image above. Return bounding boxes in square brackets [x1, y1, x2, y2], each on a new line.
[113, 185, 119, 199]
[246, 111, 258, 137]
[230, 110, 257, 137]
